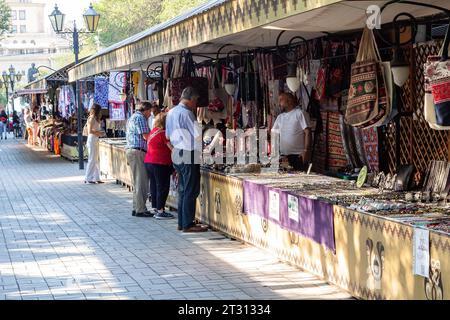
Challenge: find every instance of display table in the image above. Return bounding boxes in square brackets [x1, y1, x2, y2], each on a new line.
[97, 139, 450, 300]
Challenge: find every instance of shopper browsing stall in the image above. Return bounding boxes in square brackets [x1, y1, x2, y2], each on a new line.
[272, 92, 312, 171]
[84, 104, 105, 184]
[144, 113, 175, 220]
[126, 102, 153, 217]
[166, 87, 206, 233]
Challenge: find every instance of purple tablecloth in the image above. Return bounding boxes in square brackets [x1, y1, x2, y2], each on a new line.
[243, 180, 336, 252]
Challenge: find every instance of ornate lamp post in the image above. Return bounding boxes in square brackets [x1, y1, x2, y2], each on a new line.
[49, 3, 100, 170]
[1, 65, 24, 114]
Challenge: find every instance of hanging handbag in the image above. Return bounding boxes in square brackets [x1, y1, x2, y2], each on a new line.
[356, 59, 391, 129]
[424, 92, 450, 130]
[326, 42, 345, 98]
[239, 53, 256, 103]
[208, 65, 227, 112]
[171, 50, 209, 108]
[346, 27, 380, 126]
[425, 21, 450, 126]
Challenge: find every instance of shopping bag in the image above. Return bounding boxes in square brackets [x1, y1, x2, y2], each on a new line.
[346, 27, 380, 126]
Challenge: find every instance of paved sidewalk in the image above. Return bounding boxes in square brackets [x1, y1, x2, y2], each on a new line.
[0, 137, 352, 300]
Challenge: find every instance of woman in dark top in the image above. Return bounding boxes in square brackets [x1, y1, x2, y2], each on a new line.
[0, 109, 8, 140]
[12, 111, 20, 138]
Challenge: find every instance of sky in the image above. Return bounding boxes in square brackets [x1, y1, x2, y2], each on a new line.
[40, 0, 98, 33]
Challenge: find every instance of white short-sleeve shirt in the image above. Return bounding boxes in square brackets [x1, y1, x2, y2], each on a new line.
[272, 108, 311, 155]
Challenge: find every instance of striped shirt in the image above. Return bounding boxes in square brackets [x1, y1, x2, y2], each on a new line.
[126, 111, 150, 150]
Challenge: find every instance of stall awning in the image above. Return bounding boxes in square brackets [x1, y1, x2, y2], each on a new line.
[23, 77, 47, 91]
[68, 0, 344, 82]
[15, 88, 48, 96]
[68, 0, 450, 82]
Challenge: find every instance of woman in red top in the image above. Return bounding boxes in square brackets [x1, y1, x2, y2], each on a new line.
[144, 112, 175, 220]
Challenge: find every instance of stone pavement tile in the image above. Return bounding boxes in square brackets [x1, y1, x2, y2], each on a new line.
[0, 139, 352, 301]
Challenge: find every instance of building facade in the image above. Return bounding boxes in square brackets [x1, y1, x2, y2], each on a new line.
[0, 0, 72, 88]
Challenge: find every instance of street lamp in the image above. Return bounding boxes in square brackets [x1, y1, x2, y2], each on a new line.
[1, 65, 23, 114]
[49, 3, 100, 170]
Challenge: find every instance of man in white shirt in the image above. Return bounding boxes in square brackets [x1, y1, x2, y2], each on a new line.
[166, 87, 205, 233]
[272, 92, 312, 171]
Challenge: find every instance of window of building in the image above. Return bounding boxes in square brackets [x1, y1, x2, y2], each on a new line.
[22, 40, 26, 44]
[19, 10, 26, 20]
[13, 40, 17, 44]
[20, 25, 26, 33]
[11, 11, 17, 20]
[11, 25, 17, 33]
[30, 40, 36, 45]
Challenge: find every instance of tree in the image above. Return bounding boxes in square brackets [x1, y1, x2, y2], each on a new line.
[159, 0, 207, 22]
[94, 0, 162, 48]
[0, 0, 11, 37]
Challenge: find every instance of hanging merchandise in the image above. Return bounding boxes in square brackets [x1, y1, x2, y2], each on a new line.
[361, 127, 380, 172]
[315, 40, 328, 100]
[94, 76, 109, 109]
[326, 41, 345, 98]
[239, 52, 256, 103]
[346, 27, 384, 127]
[326, 111, 349, 172]
[132, 71, 140, 97]
[58, 85, 75, 119]
[208, 65, 227, 113]
[170, 50, 209, 108]
[109, 102, 126, 121]
[268, 80, 281, 118]
[109, 72, 126, 103]
[424, 25, 450, 127]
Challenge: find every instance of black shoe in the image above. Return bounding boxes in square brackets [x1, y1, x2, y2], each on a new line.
[135, 211, 154, 218]
[132, 210, 136, 216]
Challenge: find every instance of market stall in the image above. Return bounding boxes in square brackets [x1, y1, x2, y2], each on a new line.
[68, 0, 450, 299]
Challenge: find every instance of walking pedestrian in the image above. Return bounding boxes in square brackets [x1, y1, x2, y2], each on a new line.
[84, 104, 105, 184]
[166, 87, 207, 232]
[12, 111, 20, 138]
[126, 101, 153, 218]
[0, 108, 8, 140]
[144, 113, 175, 220]
[23, 108, 33, 144]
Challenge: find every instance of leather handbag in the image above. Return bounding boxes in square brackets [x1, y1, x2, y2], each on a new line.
[170, 50, 209, 108]
[425, 21, 450, 126]
[346, 27, 380, 126]
[208, 65, 227, 112]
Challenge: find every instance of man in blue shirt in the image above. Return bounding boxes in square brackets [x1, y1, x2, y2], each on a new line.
[166, 87, 206, 233]
[126, 102, 152, 217]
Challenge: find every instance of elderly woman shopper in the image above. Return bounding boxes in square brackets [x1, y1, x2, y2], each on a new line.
[144, 113, 175, 220]
[84, 104, 105, 184]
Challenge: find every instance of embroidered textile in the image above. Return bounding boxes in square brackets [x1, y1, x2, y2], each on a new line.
[94, 77, 109, 108]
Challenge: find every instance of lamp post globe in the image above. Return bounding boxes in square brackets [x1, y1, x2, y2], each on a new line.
[49, 4, 65, 33]
[83, 3, 100, 33]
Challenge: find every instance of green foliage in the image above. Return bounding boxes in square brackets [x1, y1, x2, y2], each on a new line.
[94, 0, 162, 48]
[0, 91, 7, 106]
[0, 0, 11, 37]
[52, 44, 97, 70]
[92, 0, 208, 48]
[159, 0, 207, 22]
